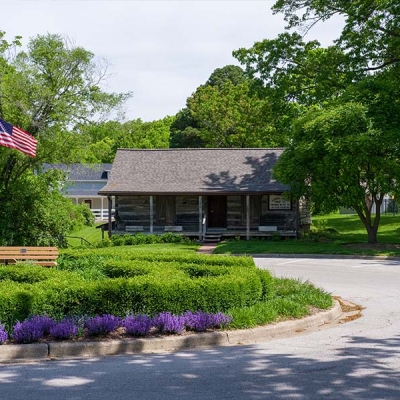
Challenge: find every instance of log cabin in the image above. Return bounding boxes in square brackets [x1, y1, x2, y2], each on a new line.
[99, 148, 310, 241]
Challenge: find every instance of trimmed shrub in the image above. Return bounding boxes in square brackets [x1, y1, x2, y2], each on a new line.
[104, 233, 193, 247]
[0, 281, 37, 328]
[0, 250, 273, 326]
[0, 264, 61, 284]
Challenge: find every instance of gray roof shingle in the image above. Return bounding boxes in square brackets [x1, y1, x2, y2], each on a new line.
[43, 164, 113, 181]
[99, 149, 288, 195]
[43, 164, 112, 196]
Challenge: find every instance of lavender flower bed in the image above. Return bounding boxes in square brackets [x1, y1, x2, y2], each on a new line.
[0, 311, 232, 345]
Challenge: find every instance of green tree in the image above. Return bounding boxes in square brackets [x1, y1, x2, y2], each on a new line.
[120, 116, 173, 149]
[205, 65, 247, 88]
[274, 100, 400, 244]
[188, 80, 286, 148]
[0, 32, 131, 245]
[0, 170, 91, 246]
[170, 65, 251, 148]
[272, 0, 400, 74]
[169, 108, 205, 148]
[234, 1, 400, 243]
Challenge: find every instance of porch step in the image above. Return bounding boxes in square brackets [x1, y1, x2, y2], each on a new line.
[203, 233, 222, 243]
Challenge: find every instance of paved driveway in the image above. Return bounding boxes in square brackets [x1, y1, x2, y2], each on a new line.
[1, 257, 400, 400]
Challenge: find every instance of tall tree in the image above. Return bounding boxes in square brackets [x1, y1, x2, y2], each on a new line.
[274, 64, 400, 244]
[0, 32, 131, 244]
[188, 80, 286, 148]
[234, 1, 400, 242]
[170, 65, 253, 148]
[205, 65, 247, 88]
[78, 116, 173, 163]
[272, 0, 400, 73]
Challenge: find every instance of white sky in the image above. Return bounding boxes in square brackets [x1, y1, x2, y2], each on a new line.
[1, 0, 342, 122]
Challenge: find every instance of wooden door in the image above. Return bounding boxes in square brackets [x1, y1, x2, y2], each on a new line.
[207, 196, 227, 228]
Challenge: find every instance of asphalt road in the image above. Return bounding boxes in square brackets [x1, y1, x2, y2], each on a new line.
[1, 257, 400, 400]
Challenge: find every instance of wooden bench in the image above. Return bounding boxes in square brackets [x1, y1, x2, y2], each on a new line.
[164, 226, 183, 232]
[258, 226, 278, 232]
[0, 247, 59, 267]
[125, 225, 144, 232]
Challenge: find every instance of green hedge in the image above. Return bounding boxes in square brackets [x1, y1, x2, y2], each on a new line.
[59, 248, 255, 267]
[0, 254, 274, 325]
[101, 232, 194, 247]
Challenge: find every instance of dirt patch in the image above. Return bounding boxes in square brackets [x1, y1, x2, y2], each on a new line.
[333, 296, 364, 324]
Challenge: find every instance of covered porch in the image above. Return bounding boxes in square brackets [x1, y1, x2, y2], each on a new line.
[104, 193, 298, 241]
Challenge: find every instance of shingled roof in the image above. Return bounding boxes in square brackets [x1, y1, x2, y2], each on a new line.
[43, 163, 113, 181]
[43, 163, 112, 196]
[99, 148, 288, 195]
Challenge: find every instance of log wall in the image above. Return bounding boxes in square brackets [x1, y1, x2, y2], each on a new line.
[115, 194, 298, 233]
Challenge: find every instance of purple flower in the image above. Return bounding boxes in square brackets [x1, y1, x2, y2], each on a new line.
[11, 314, 57, 344]
[123, 315, 152, 336]
[153, 312, 185, 334]
[29, 315, 56, 335]
[12, 320, 44, 344]
[211, 311, 233, 328]
[184, 311, 232, 332]
[50, 319, 78, 340]
[84, 314, 122, 336]
[0, 323, 8, 344]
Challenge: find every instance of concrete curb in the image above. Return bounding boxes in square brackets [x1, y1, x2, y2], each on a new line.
[251, 253, 400, 260]
[0, 301, 342, 362]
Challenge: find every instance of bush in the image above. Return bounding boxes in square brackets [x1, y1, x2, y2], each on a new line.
[123, 314, 153, 336]
[0, 253, 273, 325]
[84, 314, 122, 336]
[105, 233, 193, 247]
[183, 311, 232, 332]
[0, 323, 8, 344]
[1, 310, 234, 343]
[12, 319, 45, 344]
[153, 312, 185, 334]
[50, 319, 78, 340]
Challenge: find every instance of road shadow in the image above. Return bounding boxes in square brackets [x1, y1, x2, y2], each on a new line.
[1, 334, 400, 399]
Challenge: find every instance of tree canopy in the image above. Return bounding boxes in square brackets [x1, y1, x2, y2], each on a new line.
[234, 1, 400, 242]
[171, 64, 290, 148]
[0, 32, 131, 245]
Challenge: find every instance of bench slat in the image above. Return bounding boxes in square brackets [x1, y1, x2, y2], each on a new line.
[0, 246, 59, 267]
[0, 255, 58, 260]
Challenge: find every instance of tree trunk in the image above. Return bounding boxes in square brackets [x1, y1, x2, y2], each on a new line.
[354, 194, 383, 244]
[366, 225, 378, 244]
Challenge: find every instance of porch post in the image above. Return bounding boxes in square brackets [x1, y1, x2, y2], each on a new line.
[198, 195, 203, 241]
[107, 195, 112, 238]
[150, 195, 154, 233]
[295, 198, 300, 239]
[246, 195, 250, 241]
[101, 197, 104, 220]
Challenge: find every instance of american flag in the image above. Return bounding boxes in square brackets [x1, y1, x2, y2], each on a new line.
[0, 118, 37, 157]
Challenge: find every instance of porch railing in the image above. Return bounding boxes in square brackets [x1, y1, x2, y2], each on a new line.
[91, 208, 115, 220]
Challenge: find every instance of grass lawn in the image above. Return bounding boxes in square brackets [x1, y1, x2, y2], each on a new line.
[67, 213, 400, 256]
[214, 213, 400, 256]
[66, 224, 104, 247]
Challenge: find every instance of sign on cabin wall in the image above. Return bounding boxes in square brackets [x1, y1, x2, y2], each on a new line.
[269, 194, 291, 210]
